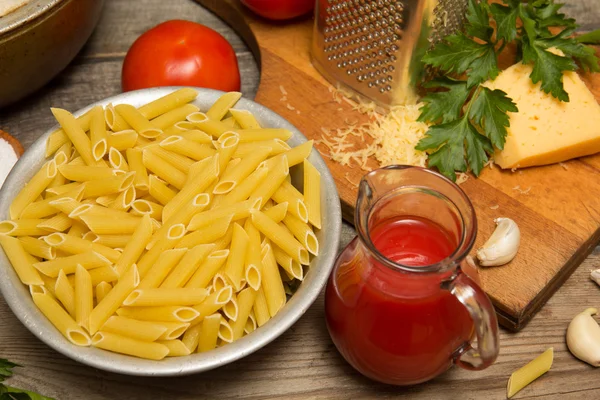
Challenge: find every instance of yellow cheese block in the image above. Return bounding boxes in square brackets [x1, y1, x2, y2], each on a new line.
[485, 62, 600, 169]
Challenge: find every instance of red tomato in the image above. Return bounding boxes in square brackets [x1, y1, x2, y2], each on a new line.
[122, 20, 241, 92]
[241, 0, 314, 20]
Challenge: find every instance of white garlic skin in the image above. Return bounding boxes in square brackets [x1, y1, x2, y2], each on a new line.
[566, 308, 600, 367]
[476, 217, 520, 267]
[591, 269, 600, 287]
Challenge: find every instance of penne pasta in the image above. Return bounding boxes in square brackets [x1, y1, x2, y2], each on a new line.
[160, 244, 214, 289]
[123, 288, 208, 307]
[136, 223, 186, 277]
[236, 128, 293, 142]
[507, 348, 553, 398]
[223, 293, 239, 321]
[218, 319, 234, 344]
[160, 136, 216, 161]
[19, 236, 56, 259]
[158, 339, 191, 357]
[223, 223, 249, 291]
[142, 149, 186, 189]
[262, 140, 313, 170]
[214, 147, 271, 195]
[188, 198, 259, 231]
[105, 103, 131, 131]
[108, 147, 129, 171]
[206, 91, 241, 120]
[253, 287, 270, 327]
[181, 323, 202, 353]
[229, 108, 261, 129]
[92, 331, 168, 360]
[58, 165, 118, 182]
[187, 112, 230, 137]
[33, 251, 110, 277]
[147, 145, 194, 173]
[245, 311, 257, 335]
[114, 103, 162, 138]
[198, 314, 221, 352]
[10, 160, 57, 219]
[218, 166, 269, 207]
[303, 159, 322, 229]
[108, 129, 138, 151]
[244, 222, 263, 291]
[156, 191, 211, 247]
[248, 156, 289, 207]
[32, 292, 91, 346]
[90, 106, 108, 161]
[272, 244, 304, 281]
[157, 321, 190, 341]
[260, 243, 286, 317]
[148, 174, 177, 206]
[37, 212, 73, 232]
[82, 172, 135, 199]
[46, 108, 94, 157]
[116, 305, 199, 323]
[55, 270, 76, 317]
[232, 288, 257, 340]
[283, 214, 319, 256]
[191, 286, 232, 326]
[68, 220, 89, 237]
[93, 234, 131, 248]
[272, 183, 309, 223]
[100, 315, 167, 342]
[252, 210, 309, 265]
[131, 199, 163, 220]
[51, 108, 98, 166]
[95, 281, 112, 303]
[125, 148, 149, 190]
[79, 214, 142, 235]
[233, 139, 289, 159]
[110, 186, 136, 211]
[88, 264, 139, 334]
[185, 249, 229, 289]
[151, 103, 200, 130]
[138, 88, 198, 120]
[263, 202, 288, 223]
[43, 231, 119, 263]
[176, 214, 232, 249]
[0, 235, 44, 285]
[138, 248, 187, 289]
[180, 129, 212, 144]
[75, 264, 93, 330]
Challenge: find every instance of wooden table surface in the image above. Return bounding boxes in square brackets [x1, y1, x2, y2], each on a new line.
[1, 0, 599, 399]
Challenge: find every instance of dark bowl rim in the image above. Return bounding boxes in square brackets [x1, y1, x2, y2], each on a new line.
[0, 0, 66, 37]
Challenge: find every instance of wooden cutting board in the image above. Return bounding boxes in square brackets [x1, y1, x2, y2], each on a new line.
[195, 0, 600, 331]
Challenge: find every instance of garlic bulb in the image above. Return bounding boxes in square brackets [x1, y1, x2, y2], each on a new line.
[566, 308, 600, 367]
[476, 217, 520, 267]
[591, 269, 600, 287]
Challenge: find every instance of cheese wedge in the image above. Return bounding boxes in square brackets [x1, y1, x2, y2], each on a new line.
[485, 62, 600, 169]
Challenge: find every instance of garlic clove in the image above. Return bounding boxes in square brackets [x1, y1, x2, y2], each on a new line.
[591, 269, 600, 287]
[566, 307, 600, 367]
[476, 217, 520, 267]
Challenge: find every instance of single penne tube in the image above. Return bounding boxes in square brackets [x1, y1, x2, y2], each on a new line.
[218, 319, 234, 344]
[283, 214, 319, 256]
[142, 149, 186, 189]
[187, 112, 229, 137]
[109, 186, 136, 211]
[157, 339, 191, 357]
[243, 219, 262, 290]
[105, 103, 131, 131]
[232, 288, 257, 340]
[160, 136, 216, 161]
[148, 175, 177, 206]
[51, 108, 98, 166]
[10, 159, 58, 219]
[223, 293, 239, 322]
[161, 123, 188, 138]
[233, 139, 290, 159]
[40, 274, 58, 297]
[253, 287, 270, 327]
[252, 210, 309, 265]
[303, 159, 322, 229]
[100, 315, 167, 342]
[92, 331, 168, 360]
[89, 106, 108, 161]
[263, 202, 288, 223]
[261, 243, 287, 317]
[48, 148, 70, 189]
[45, 108, 93, 157]
[58, 165, 118, 182]
[507, 348, 554, 398]
[114, 103, 162, 138]
[75, 264, 93, 330]
[79, 214, 142, 235]
[148, 193, 209, 250]
[218, 167, 269, 207]
[151, 103, 200, 130]
[37, 213, 73, 233]
[180, 129, 212, 144]
[93, 234, 131, 248]
[107, 129, 138, 151]
[0, 219, 50, 237]
[88, 266, 119, 286]
[223, 223, 249, 291]
[216, 134, 239, 173]
[48, 197, 84, 217]
[212, 273, 228, 293]
[222, 117, 238, 128]
[262, 140, 313, 170]
[181, 323, 202, 353]
[88, 264, 139, 334]
[124, 288, 208, 307]
[185, 249, 229, 289]
[82, 172, 135, 199]
[67, 156, 86, 166]
[272, 244, 304, 281]
[125, 148, 149, 190]
[33, 251, 110, 277]
[191, 286, 233, 326]
[236, 128, 292, 142]
[279, 179, 304, 200]
[206, 91, 241, 120]
[116, 305, 199, 323]
[130, 199, 163, 220]
[55, 270, 76, 317]
[146, 145, 194, 173]
[229, 108, 261, 129]
[138, 248, 187, 289]
[212, 226, 234, 251]
[113, 214, 153, 275]
[245, 311, 257, 335]
[188, 198, 260, 231]
[138, 88, 198, 120]
[95, 281, 112, 303]
[272, 185, 308, 223]
[160, 244, 214, 289]
[45, 181, 81, 196]
[198, 314, 221, 352]
[19, 236, 56, 259]
[136, 223, 186, 277]
[162, 155, 219, 222]
[0, 235, 44, 285]
[157, 321, 190, 341]
[213, 147, 271, 195]
[32, 292, 91, 346]
[108, 147, 129, 171]
[175, 215, 231, 249]
[248, 156, 289, 205]
[68, 221, 89, 237]
[20, 198, 60, 219]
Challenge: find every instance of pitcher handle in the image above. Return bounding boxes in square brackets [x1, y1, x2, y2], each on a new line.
[444, 269, 499, 370]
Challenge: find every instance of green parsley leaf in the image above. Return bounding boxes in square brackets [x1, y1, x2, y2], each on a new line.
[490, 3, 518, 42]
[418, 78, 470, 124]
[466, 47, 499, 87]
[416, 119, 468, 182]
[576, 29, 600, 44]
[539, 32, 600, 72]
[465, 0, 492, 41]
[0, 360, 19, 383]
[469, 87, 518, 150]
[465, 123, 493, 177]
[0, 359, 54, 400]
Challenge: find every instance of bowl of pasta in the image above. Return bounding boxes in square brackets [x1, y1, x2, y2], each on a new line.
[0, 87, 341, 375]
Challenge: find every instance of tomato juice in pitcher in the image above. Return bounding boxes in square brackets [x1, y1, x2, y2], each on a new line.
[325, 166, 499, 385]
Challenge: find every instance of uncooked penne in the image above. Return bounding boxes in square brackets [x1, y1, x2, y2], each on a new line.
[187, 198, 259, 231]
[136, 223, 186, 277]
[142, 149, 186, 190]
[95, 281, 112, 303]
[45, 108, 93, 158]
[206, 91, 241, 120]
[236, 128, 292, 142]
[229, 108, 261, 129]
[58, 165, 118, 182]
[124, 288, 208, 307]
[126, 148, 149, 190]
[33, 251, 110, 277]
[160, 136, 216, 161]
[32, 292, 91, 346]
[108, 129, 138, 151]
[116, 305, 199, 323]
[114, 214, 153, 275]
[18, 237, 56, 260]
[185, 249, 229, 289]
[283, 214, 319, 256]
[154, 193, 211, 249]
[303, 159, 322, 229]
[138, 88, 198, 120]
[148, 175, 177, 206]
[55, 270, 76, 317]
[248, 156, 289, 207]
[138, 248, 187, 289]
[114, 103, 162, 139]
[92, 331, 168, 360]
[100, 315, 167, 342]
[151, 103, 200, 130]
[160, 244, 214, 289]
[252, 210, 309, 265]
[75, 264, 93, 330]
[89, 106, 108, 161]
[198, 314, 221, 352]
[10, 160, 57, 219]
[507, 348, 554, 398]
[0, 235, 44, 285]
[191, 286, 232, 326]
[223, 224, 249, 291]
[51, 108, 99, 167]
[232, 288, 257, 340]
[261, 243, 286, 317]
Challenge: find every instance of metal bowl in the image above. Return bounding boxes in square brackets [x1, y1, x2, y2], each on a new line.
[0, 87, 342, 376]
[0, 0, 105, 108]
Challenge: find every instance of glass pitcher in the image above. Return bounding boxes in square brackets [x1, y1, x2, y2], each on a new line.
[325, 166, 499, 385]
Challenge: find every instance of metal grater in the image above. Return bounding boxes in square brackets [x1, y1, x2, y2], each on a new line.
[311, 0, 469, 107]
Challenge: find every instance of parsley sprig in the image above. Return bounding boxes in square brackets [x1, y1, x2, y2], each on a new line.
[416, 0, 600, 181]
[0, 359, 54, 400]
